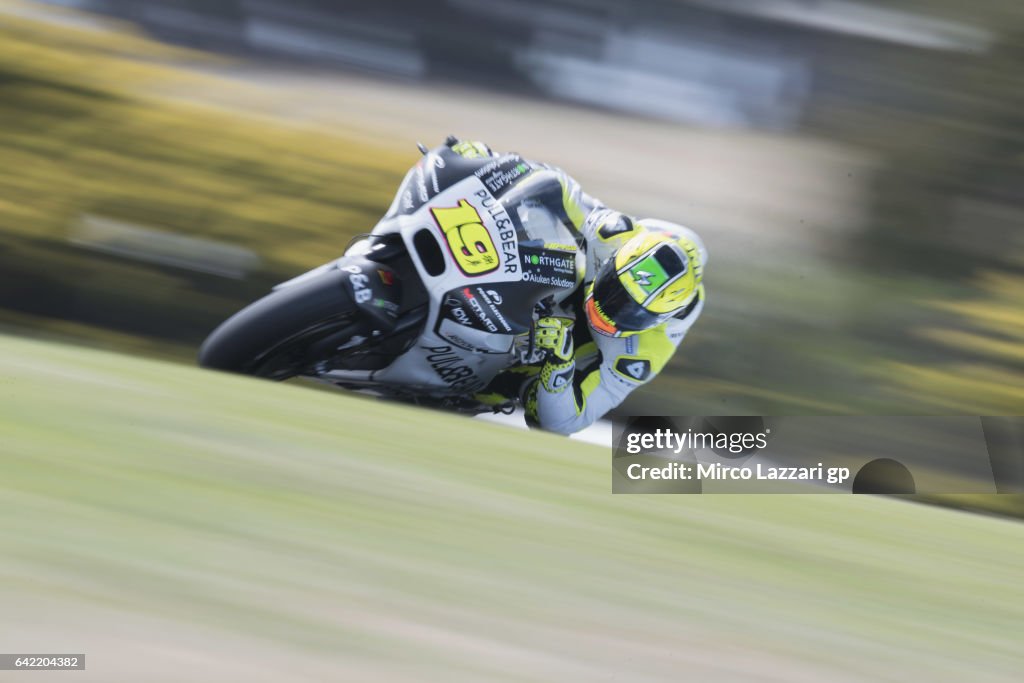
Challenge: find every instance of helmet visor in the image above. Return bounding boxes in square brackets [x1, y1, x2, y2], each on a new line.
[589, 258, 667, 333]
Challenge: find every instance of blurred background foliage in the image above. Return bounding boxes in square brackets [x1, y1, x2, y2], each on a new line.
[0, 1, 1021, 512]
[0, 9, 407, 348]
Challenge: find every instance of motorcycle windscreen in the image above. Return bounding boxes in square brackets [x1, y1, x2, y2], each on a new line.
[499, 172, 585, 251]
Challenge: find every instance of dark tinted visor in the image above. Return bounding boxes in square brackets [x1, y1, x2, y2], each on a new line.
[591, 258, 663, 332]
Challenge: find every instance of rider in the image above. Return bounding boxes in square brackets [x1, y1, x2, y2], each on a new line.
[451, 140, 708, 436]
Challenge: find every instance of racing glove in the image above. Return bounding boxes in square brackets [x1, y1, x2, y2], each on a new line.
[535, 316, 574, 361]
[450, 139, 493, 159]
[533, 316, 575, 393]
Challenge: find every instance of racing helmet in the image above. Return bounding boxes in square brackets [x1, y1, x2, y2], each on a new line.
[585, 225, 704, 336]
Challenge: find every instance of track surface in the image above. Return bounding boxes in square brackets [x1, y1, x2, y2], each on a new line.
[1, 333, 1022, 682]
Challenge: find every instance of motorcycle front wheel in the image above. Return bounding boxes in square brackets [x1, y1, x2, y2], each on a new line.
[198, 269, 368, 380]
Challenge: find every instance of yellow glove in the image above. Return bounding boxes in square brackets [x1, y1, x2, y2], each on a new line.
[450, 140, 492, 158]
[535, 316, 574, 363]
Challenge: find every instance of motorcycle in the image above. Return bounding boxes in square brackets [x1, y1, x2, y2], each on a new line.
[198, 138, 585, 414]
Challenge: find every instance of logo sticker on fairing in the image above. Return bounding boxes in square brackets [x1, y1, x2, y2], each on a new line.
[439, 287, 513, 335]
[474, 189, 519, 276]
[462, 287, 500, 333]
[427, 152, 445, 194]
[444, 297, 474, 327]
[422, 344, 483, 391]
[430, 190, 520, 278]
[468, 287, 512, 333]
[343, 264, 373, 304]
[431, 200, 500, 276]
[474, 155, 531, 197]
[520, 245, 577, 289]
[435, 317, 513, 355]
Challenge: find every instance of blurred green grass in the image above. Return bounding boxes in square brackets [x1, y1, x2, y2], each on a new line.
[1, 332, 1023, 681]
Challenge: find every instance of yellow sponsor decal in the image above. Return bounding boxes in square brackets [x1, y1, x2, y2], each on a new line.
[431, 200, 500, 276]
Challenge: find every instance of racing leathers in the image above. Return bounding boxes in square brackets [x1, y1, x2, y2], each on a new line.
[472, 144, 707, 436]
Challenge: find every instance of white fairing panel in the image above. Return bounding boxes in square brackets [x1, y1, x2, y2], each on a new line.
[371, 176, 528, 395]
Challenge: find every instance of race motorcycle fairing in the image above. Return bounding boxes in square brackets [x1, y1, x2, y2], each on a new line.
[199, 140, 587, 413]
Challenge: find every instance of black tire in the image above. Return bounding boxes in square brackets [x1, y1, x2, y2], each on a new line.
[198, 269, 365, 379]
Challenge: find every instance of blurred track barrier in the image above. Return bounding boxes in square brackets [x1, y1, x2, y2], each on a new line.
[71, 215, 260, 279]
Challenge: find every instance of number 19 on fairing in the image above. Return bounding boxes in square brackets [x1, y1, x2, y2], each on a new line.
[430, 199, 500, 276]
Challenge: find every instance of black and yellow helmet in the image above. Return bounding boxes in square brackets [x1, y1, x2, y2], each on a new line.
[585, 228, 704, 336]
